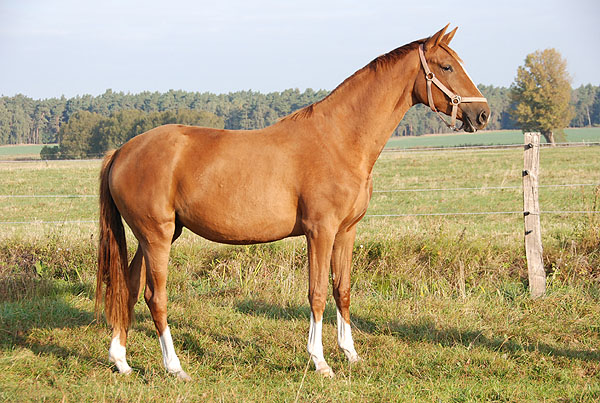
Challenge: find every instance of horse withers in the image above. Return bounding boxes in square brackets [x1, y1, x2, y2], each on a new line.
[95, 24, 489, 380]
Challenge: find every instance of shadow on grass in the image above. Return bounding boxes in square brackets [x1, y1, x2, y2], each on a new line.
[234, 298, 312, 321]
[362, 316, 600, 362]
[0, 279, 101, 365]
[233, 297, 600, 363]
[0, 275, 95, 303]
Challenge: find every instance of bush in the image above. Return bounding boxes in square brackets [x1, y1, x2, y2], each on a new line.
[40, 145, 60, 160]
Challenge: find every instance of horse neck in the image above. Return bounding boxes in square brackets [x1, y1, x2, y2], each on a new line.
[309, 49, 421, 174]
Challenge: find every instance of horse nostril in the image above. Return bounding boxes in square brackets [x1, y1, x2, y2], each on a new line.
[477, 110, 488, 125]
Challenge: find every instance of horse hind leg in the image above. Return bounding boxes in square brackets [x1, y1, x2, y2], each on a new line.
[141, 222, 190, 380]
[108, 245, 145, 374]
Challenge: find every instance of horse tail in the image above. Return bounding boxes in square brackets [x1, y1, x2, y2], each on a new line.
[95, 149, 130, 331]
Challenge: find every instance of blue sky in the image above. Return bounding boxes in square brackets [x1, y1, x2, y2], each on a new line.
[1, 0, 598, 99]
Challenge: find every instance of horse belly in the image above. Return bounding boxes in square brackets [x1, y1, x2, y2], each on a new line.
[175, 192, 302, 245]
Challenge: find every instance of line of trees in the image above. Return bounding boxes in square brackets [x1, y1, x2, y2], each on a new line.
[0, 88, 329, 146]
[1, 84, 599, 150]
[41, 109, 225, 159]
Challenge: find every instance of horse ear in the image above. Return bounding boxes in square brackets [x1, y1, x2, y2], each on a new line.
[425, 24, 450, 51]
[442, 27, 458, 45]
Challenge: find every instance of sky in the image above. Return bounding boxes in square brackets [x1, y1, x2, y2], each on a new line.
[1, 0, 599, 99]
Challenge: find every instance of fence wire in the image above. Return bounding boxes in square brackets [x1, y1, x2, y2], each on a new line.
[1, 143, 598, 225]
[364, 211, 600, 218]
[1, 183, 597, 199]
[382, 141, 600, 153]
[2, 210, 599, 225]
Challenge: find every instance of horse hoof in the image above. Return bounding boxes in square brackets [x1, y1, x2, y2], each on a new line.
[171, 370, 192, 381]
[316, 365, 335, 378]
[109, 357, 132, 375]
[340, 348, 361, 364]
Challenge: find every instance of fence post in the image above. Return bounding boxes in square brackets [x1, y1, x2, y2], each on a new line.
[522, 132, 546, 298]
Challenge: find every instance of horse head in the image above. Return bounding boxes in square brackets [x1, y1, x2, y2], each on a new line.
[414, 24, 490, 132]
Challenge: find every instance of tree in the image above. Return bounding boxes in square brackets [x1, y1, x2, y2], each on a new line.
[510, 49, 574, 145]
[478, 85, 516, 131]
[88, 109, 146, 154]
[58, 111, 103, 158]
[571, 84, 598, 127]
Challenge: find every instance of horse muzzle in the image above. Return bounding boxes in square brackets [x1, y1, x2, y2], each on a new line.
[461, 104, 490, 133]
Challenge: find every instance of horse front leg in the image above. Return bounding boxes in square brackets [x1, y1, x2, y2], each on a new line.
[305, 224, 336, 377]
[331, 226, 360, 363]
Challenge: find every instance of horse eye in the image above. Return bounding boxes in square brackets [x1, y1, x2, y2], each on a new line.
[442, 65, 453, 72]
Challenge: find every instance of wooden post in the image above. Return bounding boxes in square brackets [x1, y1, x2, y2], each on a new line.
[523, 132, 546, 298]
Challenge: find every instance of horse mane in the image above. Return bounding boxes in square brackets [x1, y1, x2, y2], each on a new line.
[367, 40, 423, 72]
[283, 40, 425, 122]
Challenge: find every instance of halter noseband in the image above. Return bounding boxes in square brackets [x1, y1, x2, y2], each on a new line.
[418, 44, 487, 131]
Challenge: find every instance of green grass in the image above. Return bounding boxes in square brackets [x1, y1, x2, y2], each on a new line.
[2, 147, 597, 244]
[0, 144, 55, 160]
[0, 234, 599, 401]
[385, 127, 600, 149]
[0, 145, 599, 401]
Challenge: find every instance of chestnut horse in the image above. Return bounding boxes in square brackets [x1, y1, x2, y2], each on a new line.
[96, 25, 489, 379]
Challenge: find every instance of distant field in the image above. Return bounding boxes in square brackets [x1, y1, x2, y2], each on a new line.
[385, 127, 600, 149]
[0, 144, 55, 160]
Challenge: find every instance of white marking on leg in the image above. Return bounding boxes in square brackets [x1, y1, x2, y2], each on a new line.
[159, 325, 183, 373]
[307, 313, 333, 376]
[108, 333, 132, 374]
[158, 325, 191, 380]
[337, 308, 360, 363]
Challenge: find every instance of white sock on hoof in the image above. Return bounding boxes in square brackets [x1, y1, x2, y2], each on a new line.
[307, 312, 332, 374]
[159, 325, 184, 375]
[336, 308, 359, 362]
[109, 334, 132, 374]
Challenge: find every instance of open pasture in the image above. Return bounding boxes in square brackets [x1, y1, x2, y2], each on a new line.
[1, 145, 598, 245]
[0, 145, 599, 401]
[0, 144, 54, 161]
[385, 127, 600, 149]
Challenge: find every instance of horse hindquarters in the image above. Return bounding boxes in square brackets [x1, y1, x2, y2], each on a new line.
[97, 148, 190, 379]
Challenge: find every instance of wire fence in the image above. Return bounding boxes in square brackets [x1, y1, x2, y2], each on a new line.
[2, 189, 598, 224]
[0, 194, 97, 198]
[2, 211, 599, 225]
[382, 141, 600, 153]
[372, 183, 600, 193]
[1, 143, 598, 225]
[1, 183, 598, 199]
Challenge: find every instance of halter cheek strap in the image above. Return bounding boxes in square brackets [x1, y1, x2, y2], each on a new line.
[418, 44, 487, 131]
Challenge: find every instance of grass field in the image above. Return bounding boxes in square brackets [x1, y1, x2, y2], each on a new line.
[0, 144, 55, 160]
[385, 127, 600, 149]
[0, 143, 599, 401]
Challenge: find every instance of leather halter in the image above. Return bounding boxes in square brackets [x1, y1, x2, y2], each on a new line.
[418, 44, 487, 131]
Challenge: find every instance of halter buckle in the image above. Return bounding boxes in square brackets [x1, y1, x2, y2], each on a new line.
[451, 95, 461, 105]
[425, 72, 435, 81]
